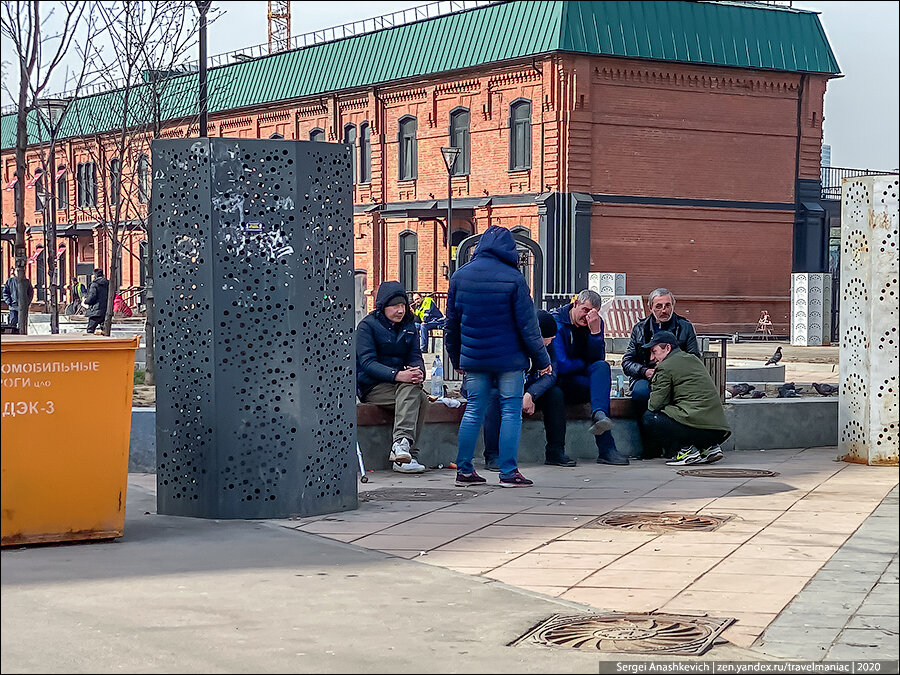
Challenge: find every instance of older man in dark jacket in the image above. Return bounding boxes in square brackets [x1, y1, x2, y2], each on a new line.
[622, 288, 701, 409]
[357, 280, 429, 474]
[445, 225, 550, 488]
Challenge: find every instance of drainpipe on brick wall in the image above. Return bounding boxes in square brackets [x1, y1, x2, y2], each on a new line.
[374, 88, 387, 292]
[534, 57, 545, 196]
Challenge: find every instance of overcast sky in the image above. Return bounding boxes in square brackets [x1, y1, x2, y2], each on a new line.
[3, 1, 898, 171]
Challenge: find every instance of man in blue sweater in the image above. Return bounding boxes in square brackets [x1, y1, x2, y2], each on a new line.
[552, 289, 630, 465]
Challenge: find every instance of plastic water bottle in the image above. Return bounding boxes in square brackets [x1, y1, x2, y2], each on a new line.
[431, 355, 444, 397]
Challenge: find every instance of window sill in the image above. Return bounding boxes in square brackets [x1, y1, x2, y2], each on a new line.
[508, 168, 531, 175]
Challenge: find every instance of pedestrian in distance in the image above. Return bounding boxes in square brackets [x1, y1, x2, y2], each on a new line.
[551, 289, 630, 465]
[639, 331, 731, 465]
[482, 309, 577, 470]
[82, 268, 110, 334]
[3, 274, 33, 329]
[356, 280, 430, 474]
[444, 225, 551, 488]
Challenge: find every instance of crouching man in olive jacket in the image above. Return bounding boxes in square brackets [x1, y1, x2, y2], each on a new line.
[641, 331, 731, 466]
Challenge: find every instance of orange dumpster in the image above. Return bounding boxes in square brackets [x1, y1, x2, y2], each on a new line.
[1, 334, 140, 546]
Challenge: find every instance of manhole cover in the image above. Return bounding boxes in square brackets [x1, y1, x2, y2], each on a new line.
[511, 613, 734, 655]
[588, 512, 728, 532]
[359, 487, 488, 502]
[678, 468, 780, 478]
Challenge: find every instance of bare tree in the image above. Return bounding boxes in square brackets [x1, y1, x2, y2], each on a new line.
[1, 0, 91, 333]
[64, 0, 207, 366]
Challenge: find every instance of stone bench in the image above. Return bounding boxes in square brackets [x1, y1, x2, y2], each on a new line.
[356, 397, 643, 470]
[128, 396, 838, 473]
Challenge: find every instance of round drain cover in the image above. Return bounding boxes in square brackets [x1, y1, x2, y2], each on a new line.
[592, 511, 726, 532]
[512, 613, 734, 655]
[678, 468, 780, 478]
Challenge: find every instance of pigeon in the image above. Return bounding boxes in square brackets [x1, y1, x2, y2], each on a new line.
[749, 390, 767, 399]
[765, 346, 783, 366]
[777, 383, 799, 398]
[812, 382, 838, 396]
[726, 383, 755, 398]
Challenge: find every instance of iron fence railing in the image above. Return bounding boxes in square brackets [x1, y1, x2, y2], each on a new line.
[821, 167, 895, 200]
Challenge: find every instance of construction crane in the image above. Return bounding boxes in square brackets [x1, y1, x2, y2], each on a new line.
[268, 1, 291, 54]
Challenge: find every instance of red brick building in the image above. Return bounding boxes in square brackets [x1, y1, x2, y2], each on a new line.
[1, 0, 840, 332]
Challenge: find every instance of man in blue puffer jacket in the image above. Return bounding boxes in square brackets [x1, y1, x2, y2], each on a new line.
[357, 280, 430, 474]
[552, 289, 630, 465]
[444, 225, 551, 488]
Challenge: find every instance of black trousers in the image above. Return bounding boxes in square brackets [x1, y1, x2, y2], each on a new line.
[484, 385, 567, 460]
[86, 314, 106, 333]
[640, 410, 730, 458]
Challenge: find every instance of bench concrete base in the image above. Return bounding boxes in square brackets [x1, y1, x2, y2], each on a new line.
[129, 397, 838, 473]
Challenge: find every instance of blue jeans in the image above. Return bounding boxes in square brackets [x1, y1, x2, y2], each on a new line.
[456, 371, 524, 479]
[419, 320, 443, 351]
[557, 359, 612, 414]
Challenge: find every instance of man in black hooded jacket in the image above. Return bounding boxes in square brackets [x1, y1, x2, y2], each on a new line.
[356, 280, 429, 474]
[82, 268, 110, 334]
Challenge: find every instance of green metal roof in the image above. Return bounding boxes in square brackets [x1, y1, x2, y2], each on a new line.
[2, 1, 839, 150]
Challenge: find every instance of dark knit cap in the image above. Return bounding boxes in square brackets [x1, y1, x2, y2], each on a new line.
[537, 310, 558, 338]
[385, 294, 407, 307]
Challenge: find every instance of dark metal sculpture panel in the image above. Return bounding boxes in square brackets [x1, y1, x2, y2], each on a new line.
[152, 138, 356, 518]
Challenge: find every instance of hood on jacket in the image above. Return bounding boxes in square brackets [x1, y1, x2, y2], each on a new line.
[374, 280, 412, 320]
[472, 225, 519, 268]
[93, 278, 110, 290]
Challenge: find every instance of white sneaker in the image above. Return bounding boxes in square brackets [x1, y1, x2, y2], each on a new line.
[389, 438, 412, 464]
[665, 446, 703, 466]
[393, 459, 425, 474]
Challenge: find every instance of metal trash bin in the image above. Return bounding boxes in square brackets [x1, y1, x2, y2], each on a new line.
[1, 334, 140, 546]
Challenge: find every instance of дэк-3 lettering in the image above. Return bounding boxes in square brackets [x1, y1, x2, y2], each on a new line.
[2, 400, 55, 416]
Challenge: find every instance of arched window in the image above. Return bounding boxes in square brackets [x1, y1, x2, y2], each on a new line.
[109, 158, 121, 207]
[33, 169, 45, 212]
[511, 226, 533, 288]
[136, 154, 149, 204]
[56, 166, 68, 210]
[399, 230, 418, 291]
[449, 107, 470, 176]
[343, 124, 357, 185]
[309, 128, 325, 142]
[76, 162, 97, 208]
[509, 99, 532, 171]
[359, 122, 371, 183]
[398, 116, 417, 181]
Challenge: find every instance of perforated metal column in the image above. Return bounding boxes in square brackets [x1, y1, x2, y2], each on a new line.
[151, 138, 356, 518]
[838, 174, 899, 465]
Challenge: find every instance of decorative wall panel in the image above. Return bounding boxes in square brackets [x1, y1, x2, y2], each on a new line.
[838, 174, 898, 465]
[152, 138, 357, 517]
[791, 273, 831, 346]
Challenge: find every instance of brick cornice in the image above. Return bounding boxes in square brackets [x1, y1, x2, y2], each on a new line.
[338, 97, 368, 112]
[592, 65, 798, 94]
[382, 88, 428, 104]
[258, 109, 291, 124]
[435, 79, 481, 96]
[295, 102, 328, 117]
[219, 116, 253, 130]
[488, 69, 542, 89]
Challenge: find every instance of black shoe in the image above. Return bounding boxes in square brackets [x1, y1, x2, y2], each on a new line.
[484, 457, 500, 472]
[596, 447, 630, 465]
[545, 452, 577, 467]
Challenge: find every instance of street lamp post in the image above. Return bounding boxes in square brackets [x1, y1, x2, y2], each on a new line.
[196, 1, 212, 137]
[37, 98, 69, 335]
[440, 146, 460, 280]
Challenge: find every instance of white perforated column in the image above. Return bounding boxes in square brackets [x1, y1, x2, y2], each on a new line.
[589, 272, 626, 304]
[838, 174, 899, 465]
[791, 273, 831, 345]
